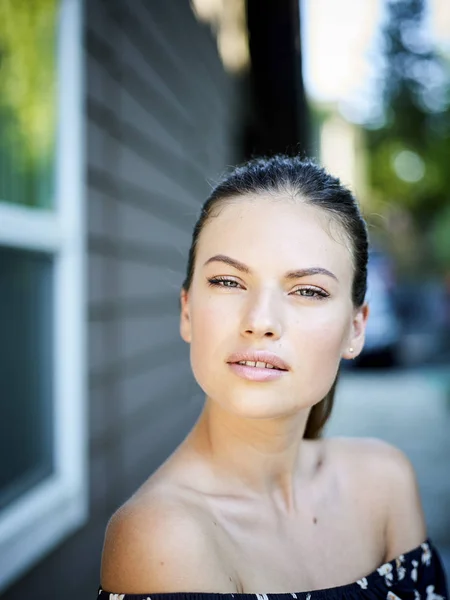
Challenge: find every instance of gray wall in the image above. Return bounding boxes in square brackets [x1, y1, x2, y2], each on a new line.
[4, 1, 243, 598]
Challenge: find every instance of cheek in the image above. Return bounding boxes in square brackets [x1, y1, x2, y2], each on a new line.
[292, 304, 351, 364]
[188, 298, 233, 391]
[292, 308, 349, 402]
[191, 296, 233, 339]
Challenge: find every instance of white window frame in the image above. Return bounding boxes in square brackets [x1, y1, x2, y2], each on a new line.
[0, 0, 87, 591]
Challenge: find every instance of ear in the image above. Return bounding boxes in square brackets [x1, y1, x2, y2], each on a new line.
[342, 303, 370, 360]
[180, 288, 192, 344]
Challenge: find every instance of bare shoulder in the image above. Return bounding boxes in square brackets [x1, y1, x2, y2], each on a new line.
[100, 487, 238, 594]
[326, 435, 417, 475]
[327, 436, 427, 559]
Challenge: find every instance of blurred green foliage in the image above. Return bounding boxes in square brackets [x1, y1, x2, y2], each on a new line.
[363, 0, 450, 274]
[0, 0, 58, 208]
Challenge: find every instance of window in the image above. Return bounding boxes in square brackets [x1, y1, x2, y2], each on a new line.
[0, 0, 86, 591]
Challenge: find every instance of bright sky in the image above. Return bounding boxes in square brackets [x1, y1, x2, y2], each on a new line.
[301, 0, 450, 115]
[428, 0, 450, 51]
[301, 0, 382, 103]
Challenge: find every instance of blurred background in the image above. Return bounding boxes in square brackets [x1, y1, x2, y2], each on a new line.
[0, 0, 448, 597]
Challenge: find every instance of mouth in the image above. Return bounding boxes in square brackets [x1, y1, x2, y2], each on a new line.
[226, 351, 289, 382]
[227, 361, 288, 381]
[232, 360, 286, 371]
[226, 351, 290, 372]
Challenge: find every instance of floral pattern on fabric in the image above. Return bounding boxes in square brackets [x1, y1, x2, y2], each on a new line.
[426, 585, 445, 600]
[377, 563, 394, 587]
[422, 544, 432, 566]
[395, 555, 406, 581]
[356, 578, 368, 590]
[97, 537, 448, 600]
[386, 592, 402, 600]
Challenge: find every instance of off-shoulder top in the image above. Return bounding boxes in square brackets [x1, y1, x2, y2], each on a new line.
[97, 538, 448, 600]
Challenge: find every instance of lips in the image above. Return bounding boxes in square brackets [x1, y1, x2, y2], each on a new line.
[226, 351, 289, 371]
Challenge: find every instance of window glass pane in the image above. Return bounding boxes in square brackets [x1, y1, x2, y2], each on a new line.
[0, 1, 58, 209]
[0, 246, 54, 510]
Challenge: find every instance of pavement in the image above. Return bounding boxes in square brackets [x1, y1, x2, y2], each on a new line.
[324, 366, 450, 583]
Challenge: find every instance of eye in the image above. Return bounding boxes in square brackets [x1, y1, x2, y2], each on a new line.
[292, 286, 329, 300]
[207, 277, 242, 289]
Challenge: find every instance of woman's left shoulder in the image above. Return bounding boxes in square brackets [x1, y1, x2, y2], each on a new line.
[326, 435, 416, 475]
[327, 436, 427, 559]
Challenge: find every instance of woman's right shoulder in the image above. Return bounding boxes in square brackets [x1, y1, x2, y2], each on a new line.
[100, 488, 238, 595]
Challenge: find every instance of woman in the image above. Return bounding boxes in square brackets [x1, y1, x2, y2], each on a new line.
[98, 156, 448, 599]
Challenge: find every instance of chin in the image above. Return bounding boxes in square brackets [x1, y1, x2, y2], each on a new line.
[207, 388, 316, 420]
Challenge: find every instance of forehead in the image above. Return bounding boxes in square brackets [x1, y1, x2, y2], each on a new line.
[197, 196, 353, 280]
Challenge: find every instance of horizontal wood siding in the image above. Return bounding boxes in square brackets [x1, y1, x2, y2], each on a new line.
[3, 0, 243, 598]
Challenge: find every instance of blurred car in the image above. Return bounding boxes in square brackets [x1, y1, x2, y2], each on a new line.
[353, 249, 402, 368]
[393, 278, 450, 366]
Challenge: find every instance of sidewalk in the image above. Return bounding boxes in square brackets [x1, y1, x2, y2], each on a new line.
[325, 369, 450, 583]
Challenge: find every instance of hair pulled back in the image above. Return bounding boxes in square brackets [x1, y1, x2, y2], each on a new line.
[182, 155, 369, 439]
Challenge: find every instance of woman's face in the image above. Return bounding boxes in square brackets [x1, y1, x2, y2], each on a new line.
[180, 196, 368, 419]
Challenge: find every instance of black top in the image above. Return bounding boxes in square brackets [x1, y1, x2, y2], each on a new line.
[98, 537, 448, 600]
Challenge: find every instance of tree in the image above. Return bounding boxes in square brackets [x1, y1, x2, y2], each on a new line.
[363, 0, 450, 272]
[0, 0, 57, 208]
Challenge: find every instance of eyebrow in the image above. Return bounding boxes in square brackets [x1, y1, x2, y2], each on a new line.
[203, 254, 339, 282]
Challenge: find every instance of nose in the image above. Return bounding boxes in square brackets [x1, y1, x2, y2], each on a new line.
[241, 289, 283, 340]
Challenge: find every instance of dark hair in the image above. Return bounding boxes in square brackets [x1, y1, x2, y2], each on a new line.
[182, 155, 369, 439]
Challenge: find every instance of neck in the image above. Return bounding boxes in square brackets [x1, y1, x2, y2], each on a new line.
[186, 397, 320, 514]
